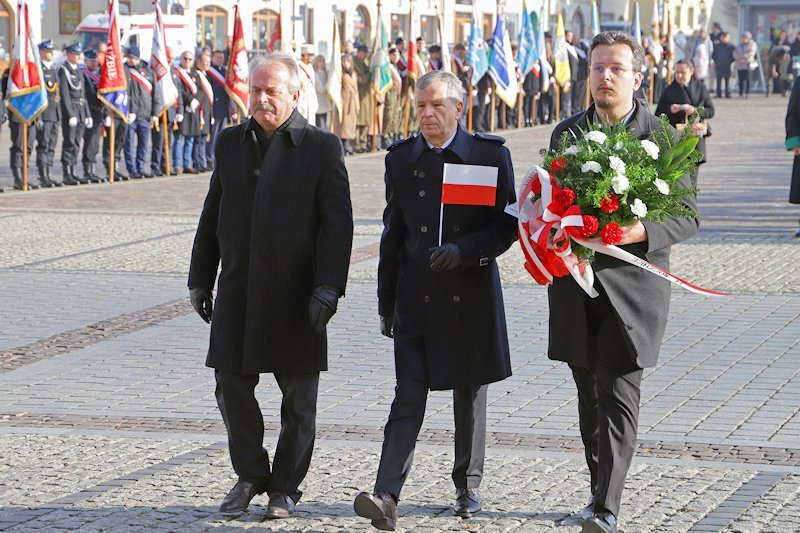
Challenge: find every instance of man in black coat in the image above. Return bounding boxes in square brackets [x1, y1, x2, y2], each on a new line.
[188, 53, 353, 518]
[655, 59, 714, 183]
[206, 49, 232, 168]
[172, 50, 201, 174]
[123, 46, 161, 179]
[785, 76, 800, 236]
[711, 32, 736, 98]
[59, 43, 92, 185]
[81, 49, 106, 183]
[191, 50, 213, 172]
[354, 71, 517, 531]
[549, 32, 698, 533]
[35, 40, 61, 187]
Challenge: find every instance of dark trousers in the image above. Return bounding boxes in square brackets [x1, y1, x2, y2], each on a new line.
[8, 119, 35, 168]
[737, 70, 751, 96]
[716, 70, 731, 97]
[207, 115, 227, 166]
[572, 80, 587, 114]
[124, 118, 151, 176]
[36, 120, 59, 168]
[214, 369, 319, 503]
[193, 134, 208, 170]
[150, 122, 173, 173]
[569, 287, 642, 518]
[82, 109, 103, 165]
[374, 378, 487, 499]
[102, 118, 127, 168]
[61, 119, 85, 166]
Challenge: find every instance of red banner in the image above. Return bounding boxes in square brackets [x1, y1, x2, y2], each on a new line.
[225, 4, 249, 115]
[97, 0, 128, 119]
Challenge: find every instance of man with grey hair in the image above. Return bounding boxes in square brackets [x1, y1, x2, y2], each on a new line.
[353, 70, 517, 531]
[189, 51, 353, 519]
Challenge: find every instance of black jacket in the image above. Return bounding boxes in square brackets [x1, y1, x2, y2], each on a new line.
[125, 62, 161, 119]
[189, 111, 353, 374]
[41, 63, 61, 122]
[655, 78, 715, 162]
[59, 62, 89, 122]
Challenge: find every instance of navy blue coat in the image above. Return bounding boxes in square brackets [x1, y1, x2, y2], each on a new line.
[378, 126, 517, 390]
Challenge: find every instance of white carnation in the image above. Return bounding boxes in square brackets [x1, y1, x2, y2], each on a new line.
[581, 161, 603, 173]
[641, 139, 660, 159]
[631, 198, 648, 218]
[564, 145, 580, 155]
[585, 130, 608, 144]
[654, 178, 670, 194]
[611, 175, 630, 194]
[609, 156, 626, 175]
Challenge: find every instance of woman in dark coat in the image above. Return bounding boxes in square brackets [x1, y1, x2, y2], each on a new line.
[655, 59, 714, 185]
[785, 76, 800, 236]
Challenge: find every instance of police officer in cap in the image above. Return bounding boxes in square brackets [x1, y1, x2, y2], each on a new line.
[35, 39, 61, 187]
[59, 43, 93, 184]
[81, 48, 105, 182]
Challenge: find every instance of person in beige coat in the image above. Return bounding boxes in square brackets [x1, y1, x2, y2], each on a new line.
[335, 54, 360, 155]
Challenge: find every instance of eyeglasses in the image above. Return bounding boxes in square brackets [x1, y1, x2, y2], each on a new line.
[590, 64, 633, 77]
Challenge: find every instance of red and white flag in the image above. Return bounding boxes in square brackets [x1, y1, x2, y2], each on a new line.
[150, 0, 178, 114]
[442, 163, 498, 206]
[225, 3, 249, 114]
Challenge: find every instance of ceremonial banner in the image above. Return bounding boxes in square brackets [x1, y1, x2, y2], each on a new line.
[5, 0, 47, 124]
[537, 9, 551, 93]
[516, 0, 538, 77]
[225, 3, 249, 114]
[435, 3, 451, 73]
[488, 15, 517, 108]
[467, 2, 488, 82]
[98, 0, 128, 119]
[591, 0, 601, 38]
[371, 11, 393, 97]
[150, 0, 178, 114]
[553, 13, 571, 87]
[326, 17, 343, 122]
[632, 1, 642, 44]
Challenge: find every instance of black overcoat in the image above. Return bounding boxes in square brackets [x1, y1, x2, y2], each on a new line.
[188, 112, 353, 374]
[655, 78, 714, 162]
[378, 126, 517, 390]
[548, 102, 699, 369]
[785, 77, 800, 204]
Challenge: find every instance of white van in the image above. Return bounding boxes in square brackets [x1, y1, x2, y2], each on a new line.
[71, 13, 195, 60]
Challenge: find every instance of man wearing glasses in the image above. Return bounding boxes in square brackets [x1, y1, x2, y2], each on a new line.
[547, 32, 698, 533]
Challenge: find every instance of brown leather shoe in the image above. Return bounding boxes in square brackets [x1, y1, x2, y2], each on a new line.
[218, 480, 267, 514]
[183, 167, 199, 174]
[454, 487, 481, 518]
[354, 491, 397, 531]
[265, 492, 295, 519]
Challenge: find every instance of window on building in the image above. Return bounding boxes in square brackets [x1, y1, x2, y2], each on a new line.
[483, 13, 493, 40]
[252, 8, 278, 51]
[305, 7, 314, 44]
[196, 5, 227, 51]
[0, 0, 10, 67]
[454, 11, 471, 45]
[419, 15, 437, 43]
[59, 0, 81, 35]
[353, 5, 370, 47]
[390, 13, 409, 42]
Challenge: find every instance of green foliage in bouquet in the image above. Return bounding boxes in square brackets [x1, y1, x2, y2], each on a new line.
[536, 116, 700, 263]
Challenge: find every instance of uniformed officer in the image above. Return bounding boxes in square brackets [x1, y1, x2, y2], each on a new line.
[354, 71, 518, 531]
[35, 39, 61, 187]
[123, 45, 161, 178]
[59, 43, 92, 184]
[81, 48, 105, 182]
[2, 69, 39, 190]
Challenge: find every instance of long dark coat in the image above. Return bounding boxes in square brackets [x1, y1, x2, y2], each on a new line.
[188, 112, 353, 374]
[378, 126, 518, 390]
[175, 68, 201, 136]
[786, 77, 800, 204]
[548, 102, 699, 369]
[655, 78, 714, 162]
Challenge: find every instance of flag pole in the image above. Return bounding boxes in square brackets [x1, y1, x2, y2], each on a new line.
[162, 111, 171, 176]
[109, 120, 116, 182]
[22, 123, 28, 191]
[490, 79, 496, 132]
[467, 78, 473, 131]
[438, 202, 444, 246]
[372, 90, 378, 151]
[555, 85, 561, 122]
[517, 85, 523, 128]
[403, 85, 411, 137]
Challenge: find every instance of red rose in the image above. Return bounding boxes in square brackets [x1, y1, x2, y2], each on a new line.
[550, 157, 568, 172]
[579, 215, 599, 237]
[555, 187, 576, 208]
[600, 194, 620, 214]
[600, 223, 623, 245]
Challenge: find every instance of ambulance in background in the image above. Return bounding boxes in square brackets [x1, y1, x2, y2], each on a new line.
[71, 13, 195, 60]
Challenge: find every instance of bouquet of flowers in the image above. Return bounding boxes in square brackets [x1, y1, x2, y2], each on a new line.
[517, 115, 704, 293]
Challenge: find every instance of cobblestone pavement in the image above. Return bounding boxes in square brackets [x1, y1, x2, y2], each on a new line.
[1, 96, 799, 531]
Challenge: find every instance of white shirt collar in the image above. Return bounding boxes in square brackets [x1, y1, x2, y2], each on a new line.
[425, 128, 458, 151]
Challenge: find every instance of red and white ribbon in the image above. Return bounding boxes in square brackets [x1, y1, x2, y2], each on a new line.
[517, 165, 728, 298]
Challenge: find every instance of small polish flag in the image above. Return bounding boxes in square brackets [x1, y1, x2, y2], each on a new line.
[441, 163, 498, 206]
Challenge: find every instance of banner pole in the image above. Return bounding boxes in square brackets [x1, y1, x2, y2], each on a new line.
[22, 122, 28, 191]
[109, 119, 115, 182]
[517, 88, 523, 128]
[555, 85, 561, 122]
[490, 79, 496, 132]
[163, 111, 171, 176]
[372, 90, 378, 152]
[402, 84, 411, 138]
[467, 78, 473, 132]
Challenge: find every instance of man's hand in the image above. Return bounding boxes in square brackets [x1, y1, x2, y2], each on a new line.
[429, 243, 463, 271]
[190, 98, 200, 111]
[791, 147, 800, 156]
[68, 116, 78, 127]
[127, 113, 136, 124]
[189, 287, 213, 324]
[150, 115, 159, 126]
[308, 286, 339, 332]
[380, 315, 393, 338]
[84, 117, 93, 129]
[175, 113, 184, 123]
[103, 116, 112, 127]
[670, 103, 682, 114]
[619, 220, 648, 245]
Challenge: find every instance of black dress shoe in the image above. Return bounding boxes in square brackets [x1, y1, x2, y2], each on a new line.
[354, 491, 397, 531]
[454, 487, 481, 518]
[580, 494, 596, 521]
[583, 512, 617, 533]
[265, 493, 295, 519]
[218, 480, 267, 514]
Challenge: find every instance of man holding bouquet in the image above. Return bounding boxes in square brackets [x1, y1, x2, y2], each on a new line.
[548, 32, 699, 533]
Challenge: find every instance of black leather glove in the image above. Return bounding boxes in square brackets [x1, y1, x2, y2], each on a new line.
[429, 243, 464, 271]
[189, 287, 213, 324]
[380, 315, 394, 338]
[309, 285, 339, 332]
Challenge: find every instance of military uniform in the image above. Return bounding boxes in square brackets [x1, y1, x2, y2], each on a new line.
[81, 50, 104, 182]
[36, 41, 61, 186]
[1, 69, 39, 190]
[59, 44, 91, 184]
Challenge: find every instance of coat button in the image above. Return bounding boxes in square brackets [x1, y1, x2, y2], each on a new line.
[453, 225, 461, 232]
[418, 171, 426, 178]
[420, 225, 428, 233]
[254, 169, 261, 176]
[419, 190, 426, 197]
[423, 295, 430, 303]
[413, 170, 418, 176]
[453, 295, 461, 302]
